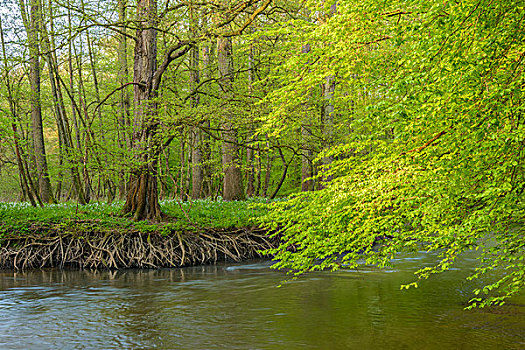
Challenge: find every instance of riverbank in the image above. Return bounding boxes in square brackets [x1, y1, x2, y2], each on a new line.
[0, 199, 277, 270]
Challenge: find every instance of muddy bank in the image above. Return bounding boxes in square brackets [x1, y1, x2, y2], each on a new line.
[0, 222, 277, 270]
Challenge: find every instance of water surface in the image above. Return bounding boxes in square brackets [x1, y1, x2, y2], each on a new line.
[0, 252, 524, 349]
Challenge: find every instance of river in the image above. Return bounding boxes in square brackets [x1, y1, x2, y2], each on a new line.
[0, 251, 524, 349]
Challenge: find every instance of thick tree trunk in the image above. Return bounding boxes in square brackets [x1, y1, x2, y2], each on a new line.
[123, 0, 162, 221]
[123, 162, 161, 222]
[218, 36, 245, 201]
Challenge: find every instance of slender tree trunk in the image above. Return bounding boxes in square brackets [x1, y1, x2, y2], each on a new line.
[180, 130, 186, 201]
[200, 41, 214, 197]
[64, 2, 89, 204]
[0, 16, 39, 207]
[320, 74, 335, 187]
[189, 2, 204, 199]
[270, 147, 291, 199]
[117, 0, 131, 199]
[85, 25, 115, 200]
[218, 35, 245, 201]
[20, 0, 55, 203]
[319, 3, 337, 188]
[66, 0, 81, 154]
[262, 142, 273, 198]
[40, 3, 87, 204]
[255, 143, 261, 196]
[74, 31, 95, 203]
[245, 42, 256, 197]
[301, 43, 314, 191]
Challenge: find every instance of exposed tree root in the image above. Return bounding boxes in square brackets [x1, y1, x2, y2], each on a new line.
[0, 224, 277, 270]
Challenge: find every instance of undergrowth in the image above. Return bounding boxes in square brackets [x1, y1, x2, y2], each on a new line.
[0, 198, 272, 237]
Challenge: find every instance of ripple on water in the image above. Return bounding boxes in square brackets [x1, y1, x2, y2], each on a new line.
[0, 253, 523, 350]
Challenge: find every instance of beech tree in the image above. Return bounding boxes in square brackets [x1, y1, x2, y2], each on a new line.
[260, 0, 525, 308]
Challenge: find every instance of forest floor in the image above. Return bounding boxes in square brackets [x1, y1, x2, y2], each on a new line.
[0, 198, 278, 270]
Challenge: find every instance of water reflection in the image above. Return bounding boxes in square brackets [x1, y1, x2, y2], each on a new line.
[0, 254, 524, 349]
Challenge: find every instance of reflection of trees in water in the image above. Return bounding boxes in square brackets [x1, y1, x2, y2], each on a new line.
[1, 260, 523, 349]
[0, 265, 225, 288]
[265, 263, 522, 349]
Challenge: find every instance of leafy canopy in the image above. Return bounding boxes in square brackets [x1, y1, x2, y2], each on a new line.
[258, 0, 525, 308]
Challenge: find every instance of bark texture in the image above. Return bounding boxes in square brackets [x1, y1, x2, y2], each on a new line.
[245, 42, 256, 197]
[123, 0, 162, 221]
[190, 3, 204, 199]
[22, 0, 54, 203]
[117, 0, 131, 198]
[218, 36, 245, 201]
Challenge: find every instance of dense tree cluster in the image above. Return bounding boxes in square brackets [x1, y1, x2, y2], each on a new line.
[0, 0, 295, 219]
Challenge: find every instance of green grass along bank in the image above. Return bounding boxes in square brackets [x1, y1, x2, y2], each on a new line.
[0, 199, 278, 270]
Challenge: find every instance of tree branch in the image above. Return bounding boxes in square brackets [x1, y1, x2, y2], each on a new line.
[402, 131, 447, 155]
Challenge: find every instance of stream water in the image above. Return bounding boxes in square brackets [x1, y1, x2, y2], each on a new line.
[0, 251, 524, 349]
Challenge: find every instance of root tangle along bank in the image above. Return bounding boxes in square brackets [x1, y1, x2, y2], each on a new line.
[0, 227, 276, 270]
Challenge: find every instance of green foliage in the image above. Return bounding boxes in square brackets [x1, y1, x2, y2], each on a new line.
[258, 0, 525, 307]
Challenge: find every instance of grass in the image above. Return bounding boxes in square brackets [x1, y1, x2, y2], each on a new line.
[0, 197, 274, 237]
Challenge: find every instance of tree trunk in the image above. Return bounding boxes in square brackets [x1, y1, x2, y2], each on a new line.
[0, 16, 38, 206]
[262, 137, 273, 197]
[320, 74, 335, 187]
[180, 130, 187, 200]
[319, 3, 337, 188]
[255, 143, 261, 196]
[301, 43, 314, 191]
[218, 35, 245, 201]
[123, 0, 162, 221]
[200, 41, 214, 197]
[245, 41, 256, 197]
[41, 4, 87, 204]
[189, 2, 204, 199]
[117, 0, 131, 199]
[20, 0, 55, 203]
